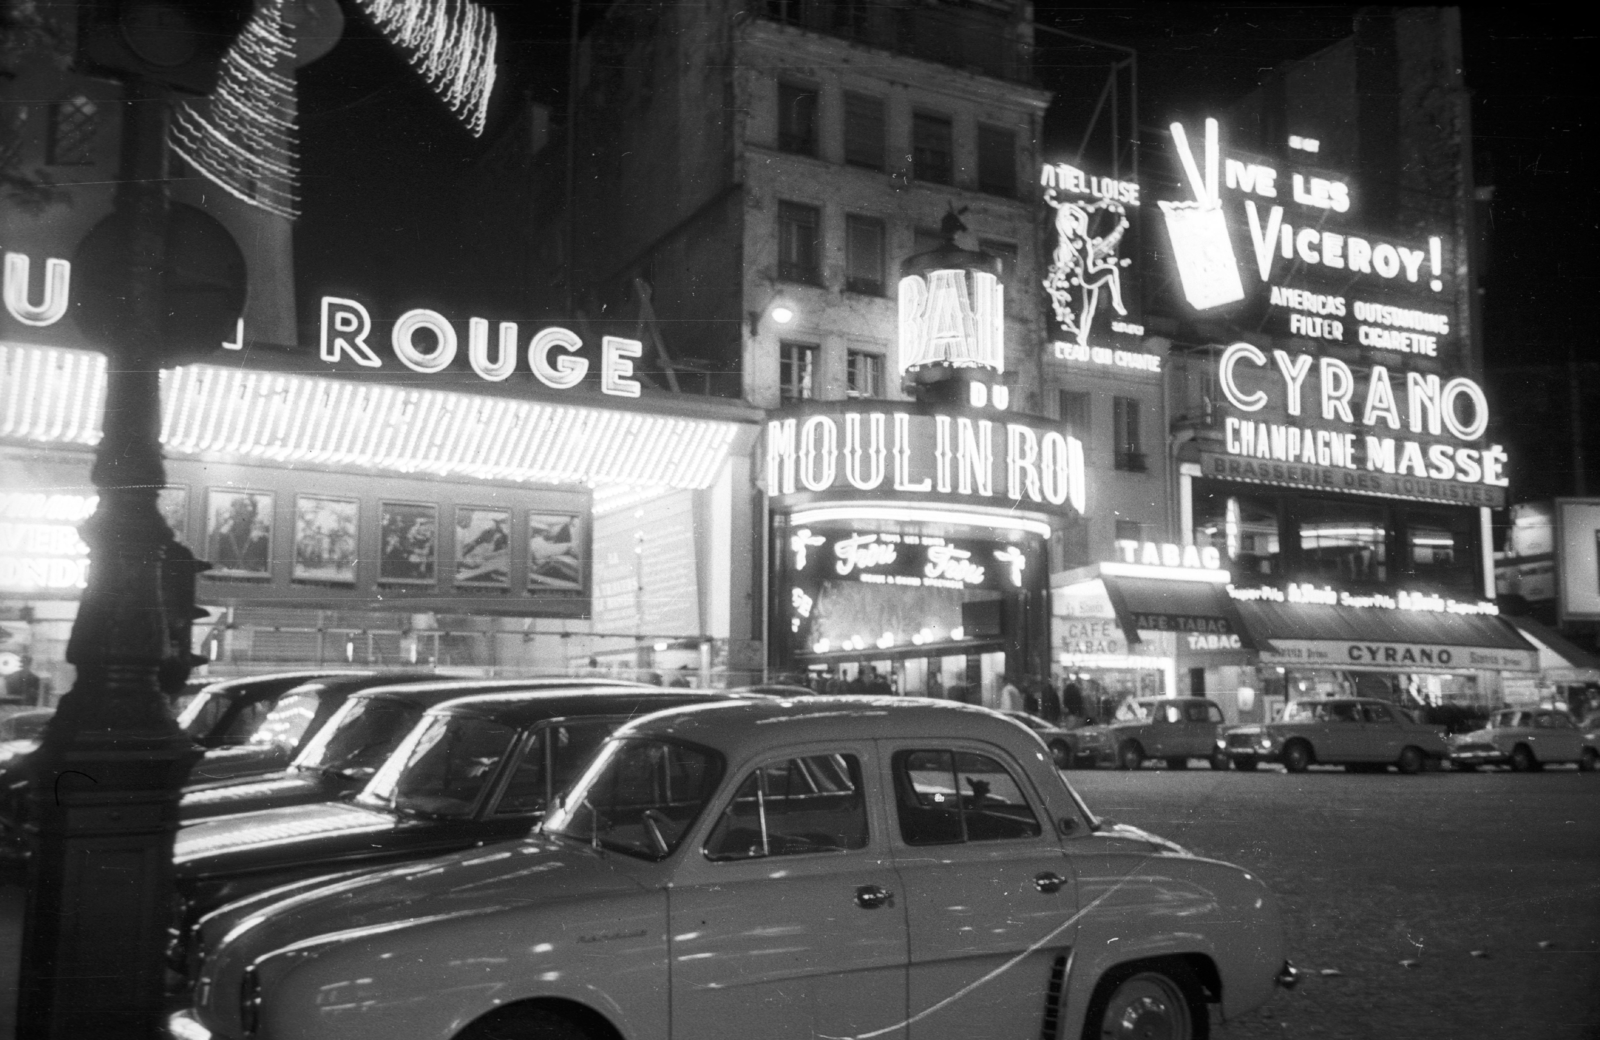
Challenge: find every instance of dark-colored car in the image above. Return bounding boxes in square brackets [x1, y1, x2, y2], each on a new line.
[1086, 697, 1230, 770]
[180, 672, 439, 785]
[1004, 711, 1113, 769]
[1221, 698, 1450, 773]
[173, 688, 746, 922]
[180, 677, 655, 821]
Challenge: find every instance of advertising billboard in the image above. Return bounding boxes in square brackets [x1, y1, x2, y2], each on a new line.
[1556, 499, 1600, 621]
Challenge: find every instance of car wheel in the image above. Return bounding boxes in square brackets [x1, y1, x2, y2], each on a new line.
[1166, 757, 1189, 770]
[1581, 748, 1598, 773]
[1509, 744, 1536, 773]
[1208, 751, 1229, 771]
[459, 1005, 601, 1040]
[1049, 741, 1071, 770]
[1119, 742, 1144, 771]
[1282, 741, 1312, 773]
[1397, 746, 1425, 775]
[1234, 756, 1258, 772]
[1086, 967, 1206, 1040]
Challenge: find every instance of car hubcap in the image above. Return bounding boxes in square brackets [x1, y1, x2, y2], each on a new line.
[1101, 974, 1191, 1040]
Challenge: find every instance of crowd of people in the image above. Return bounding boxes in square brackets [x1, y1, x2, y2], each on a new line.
[795, 667, 1100, 727]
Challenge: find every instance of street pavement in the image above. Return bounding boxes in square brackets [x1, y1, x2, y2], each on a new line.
[0, 767, 1593, 1038]
[1069, 765, 1600, 1040]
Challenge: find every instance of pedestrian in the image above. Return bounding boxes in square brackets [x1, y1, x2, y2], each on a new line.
[928, 672, 945, 699]
[867, 668, 892, 697]
[1062, 680, 1085, 726]
[1041, 680, 1061, 725]
[668, 665, 692, 688]
[1022, 679, 1041, 717]
[845, 669, 866, 694]
[998, 674, 1024, 713]
[3, 654, 48, 706]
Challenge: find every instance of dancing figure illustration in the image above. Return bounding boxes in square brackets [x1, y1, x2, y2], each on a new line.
[1042, 192, 1130, 347]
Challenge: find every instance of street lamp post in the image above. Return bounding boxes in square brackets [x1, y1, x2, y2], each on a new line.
[15, 75, 199, 1040]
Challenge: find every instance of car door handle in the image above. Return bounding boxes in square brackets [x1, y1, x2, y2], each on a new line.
[855, 884, 893, 909]
[1034, 871, 1066, 894]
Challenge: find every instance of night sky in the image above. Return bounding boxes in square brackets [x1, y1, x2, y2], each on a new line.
[292, 3, 1595, 497]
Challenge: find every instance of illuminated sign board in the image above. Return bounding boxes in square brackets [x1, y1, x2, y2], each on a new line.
[765, 403, 1085, 515]
[2, 253, 71, 328]
[1040, 163, 1158, 373]
[0, 491, 93, 594]
[1156, 119, 1457, 360]
[897, 269, 1005, 373]
[1260, 638, 1536, 673]
[1205, 340, 1508, 507]
[790, 528, 1025, 594]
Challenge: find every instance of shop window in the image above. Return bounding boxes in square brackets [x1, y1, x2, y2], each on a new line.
[1297, 497, 1388, 584]
[779, 341, 817, 401]
[777, 81, 819, 156]
[1402, 505, 1476, 594]
[1193, 487, 1281, 578]
[777, 201, 821, 283]
[1112, 396, 1144, 471]
[46, 95, 98, 166]
[843, 91, 884, 170]
[976, 124, 1016, 197]
[844, 214, 885, 295]
[846, 349, 884, 398]
[979, 238, 1018, 282]
[1057, 390, 1090, 447]
[911, 111, 952, 185]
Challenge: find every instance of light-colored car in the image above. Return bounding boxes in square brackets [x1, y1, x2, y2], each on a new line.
[1220, 698, 1449, 773]
[172, 697, 1293, 1040]
[1003, 710, 1113, 768]
[1090, 696, 1230, 770]
[1450, 708, 1597, 772]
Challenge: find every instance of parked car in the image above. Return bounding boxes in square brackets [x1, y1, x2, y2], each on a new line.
[1004, 710, 1112, 768]
[0, 709, 53, 769]
[173, 687, 746, 925]
[1089, 696, 1230, 770]
[180, 677, 656, 821]
[1220, 698, 1449, 773]
[173, 696, 1293, 1040]
[1450, 707, 1597, 771]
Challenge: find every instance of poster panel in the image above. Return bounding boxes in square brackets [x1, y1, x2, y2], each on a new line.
[206, 489, 273, 578]
[293, 495, 359, 584]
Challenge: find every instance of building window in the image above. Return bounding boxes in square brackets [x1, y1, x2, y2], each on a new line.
[46, 95, 98, 166]
[1115, 519, 1143, 543]
[844, 215, 885, 295]
[843, 92, 884, 170]
[846, 349, 885, 398]
[1298, 497, 1388, 584]
[980, 238, 1018, 282]
[976, 124, 1016, 197]
[780, 342, 818, 401]
[911, 111, 953, 185]
[1193, 488, 1281, 578]
[1402, 505, 1476, 594]
[777, 81, 819, 156]
[777, 202, 821, 284]
[1112, 396, 1144, 471]
[1057, 390, 1089, 446]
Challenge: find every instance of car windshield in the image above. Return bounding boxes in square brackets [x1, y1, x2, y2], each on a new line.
[543, 737, 724, 861]
[294, 697, 423, 779]
[175, 689, 226, 738]
[244, 689, 323, 751]
[359, 715, 519, 819]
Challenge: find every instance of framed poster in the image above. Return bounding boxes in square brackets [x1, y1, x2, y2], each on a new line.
[206, 489, 273, 578]
[157, 485, 188, 543]
[1556, 498, 1600, 621]
[454, 506, 510, 588]
[379, 501, 437, 585]
[527, 512, 583, 592]
[293, 495, 359, 584]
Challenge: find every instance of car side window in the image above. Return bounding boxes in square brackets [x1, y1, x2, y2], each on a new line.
[494, 720, 616, 816]
[1206, 704, 1225, 724]
[1322, 703, 1359, 723]
[246, 690, 322, 751]
[1534, 714, 1573, 730]
[1361, 704, 1395, 724]
[703, 754, 868, 860]
[1184, 703, 1210, 723]
[893, 749, 1042, 846]
[215, 697, 275, 745]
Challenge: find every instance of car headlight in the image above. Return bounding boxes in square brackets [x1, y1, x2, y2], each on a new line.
[1215, 738, 1227, 749]
[1258, 736, 1274, 750]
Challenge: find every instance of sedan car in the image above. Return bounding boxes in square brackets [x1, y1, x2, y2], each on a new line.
[180, 677, 658, 821]
[173, 687, 743, 922]
[1093, 696, 1230, 770]
[1220, 698, 1449, 773]
[1450, 708, 1597, 772]
[173, 697, 1293, 1040]
[1004, 711, 1112, 768]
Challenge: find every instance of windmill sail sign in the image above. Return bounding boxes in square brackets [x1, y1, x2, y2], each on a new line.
[1157, 119, 1458, 363]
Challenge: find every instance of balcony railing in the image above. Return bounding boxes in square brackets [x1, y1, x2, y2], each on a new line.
[756, 0, 1033, 85]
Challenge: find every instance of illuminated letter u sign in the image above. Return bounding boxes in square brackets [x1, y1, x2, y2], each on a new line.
[3, 253, 70, 327]
[1218, 341, 1268, 412]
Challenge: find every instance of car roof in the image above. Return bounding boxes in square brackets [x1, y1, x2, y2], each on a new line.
[1132, 696, 1215, 705]
[343, 676, 658, 710]
[1285, 697, 1390, 706]
[196, 671, 370, 700]
[610, 696, 1040, 761]
[418, 687, 747, 727]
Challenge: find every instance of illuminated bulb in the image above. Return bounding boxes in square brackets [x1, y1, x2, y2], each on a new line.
[876, 632, 894, 649]
[911, 634, 924, 646]
[769, 305, 795, 325]
[653, 641, 669, 652]
[951, 626, 965, 641]
[814, 639, 831, 653]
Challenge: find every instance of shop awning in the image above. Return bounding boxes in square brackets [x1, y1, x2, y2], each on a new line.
[1503, 615, 1600, 683]
[1237, 600, 1540, 673]
[1101, 576, 1260, 650]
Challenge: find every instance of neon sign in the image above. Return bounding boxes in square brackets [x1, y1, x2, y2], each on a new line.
[3, 253, 71, 328]
[0, 491, 94, 592]
[897, 269, 1004, 373]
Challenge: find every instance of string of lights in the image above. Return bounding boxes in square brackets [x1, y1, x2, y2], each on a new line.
[168, 0, 300, 220]
[353, 0, 498, 136]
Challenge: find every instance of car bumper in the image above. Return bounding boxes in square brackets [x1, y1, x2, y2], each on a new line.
[1449, 748, 1508, 766]
[1221, 746, 1280, 763]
